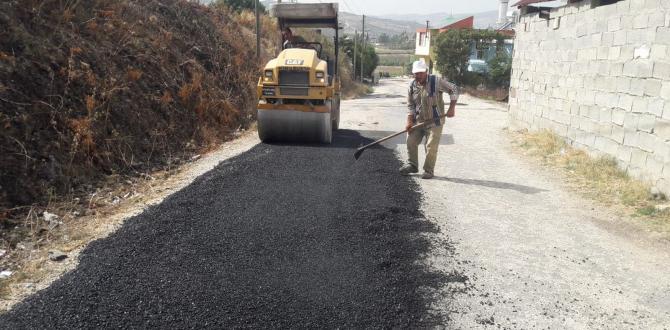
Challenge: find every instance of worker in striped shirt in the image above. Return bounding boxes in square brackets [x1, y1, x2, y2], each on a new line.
[399, 59, 459, 179]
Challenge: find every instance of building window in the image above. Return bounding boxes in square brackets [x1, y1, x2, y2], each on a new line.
[419, 32, 426, 46]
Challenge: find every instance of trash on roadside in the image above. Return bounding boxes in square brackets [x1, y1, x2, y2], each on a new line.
[43, 211, 60, 223]
[48, 250, 68, 262]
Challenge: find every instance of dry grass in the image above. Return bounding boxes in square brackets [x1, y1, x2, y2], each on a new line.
[343, 83, 373, 99]
[511, 129, 670, 230]
[0, 128, 259, 311]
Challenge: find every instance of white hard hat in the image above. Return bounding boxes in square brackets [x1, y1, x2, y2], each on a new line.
[412, 59, 428, 74]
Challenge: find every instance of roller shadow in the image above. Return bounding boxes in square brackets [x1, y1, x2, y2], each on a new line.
[262, 129, 376, 149]
[429, 176, 548, 195]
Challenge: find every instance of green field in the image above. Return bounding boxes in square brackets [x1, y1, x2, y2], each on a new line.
[375, 66, 406, 77]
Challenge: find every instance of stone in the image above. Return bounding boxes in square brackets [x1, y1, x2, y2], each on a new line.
[638, 132, 657, 152]
[612, 109, 626, 126]
[607, 17, 621, 32]
[654, 119, 670, 140]
[633, 14, 648, 29]
[0, 270, 12, 279]
[619, 46, 635, 61]
[623, 62, 636, 77]
[624, 128, 639, 146]
[649, 12, 666, 28]
[661, 82, 670, 99]
[630, 79, 646, 96]
[638, 114, 656, 133]
[48, 250, 68, 262]
[634, 97, 650, 114]
[0, 249, 5, 258]
[646, 155, 665, 176]
[657, 27, 670, 44]
[617, 145, 633, 163]
[651, 45, 668, 60]
[653, 62, 670, 80]
[618, 94, 634, 111]
[611, 124, 625, 143]
[645, 79, 663, 97]
[613, 30, 627, 46]
[610, 63, 624, 76]
[608, 46, 621, 60]
[630, 148, 649, 167]
[617, 77, 631, 93]
[43, 211, 59, 223]
[648, 98, 665, 117]
[634, 45, 651, 59]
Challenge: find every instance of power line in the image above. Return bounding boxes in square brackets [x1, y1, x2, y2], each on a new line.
[340, 0, 356, 14]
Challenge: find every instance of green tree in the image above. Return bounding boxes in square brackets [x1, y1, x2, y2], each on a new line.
[433, 29, 471, 84]
[433, 29, 507, 85]
[378, 33, 390, 44]
[339, 35, 379, 79]
[488, 52, 512, 88]
[212, 0, 265, 12]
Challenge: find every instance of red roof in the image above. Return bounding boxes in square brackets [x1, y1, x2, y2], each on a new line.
[440, 16, 474, 31]
[416, 16, 474, 33]
[512, 0, 553, 7]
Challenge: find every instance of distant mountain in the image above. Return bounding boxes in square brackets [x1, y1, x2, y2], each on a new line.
[382, 10, 501, 29]
[337, 12, 422, 38]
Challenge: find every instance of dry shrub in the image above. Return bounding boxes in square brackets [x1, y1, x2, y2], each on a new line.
[85, 95, 96, 115]
[68, 118, 95, 155]
[160, 91, 173, 105]
[513, 129, 662, 214]
[0, 0, 269, 214]
[126, 68, 142, 81]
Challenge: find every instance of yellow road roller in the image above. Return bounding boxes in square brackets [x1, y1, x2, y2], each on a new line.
[257, 3, 341, 144]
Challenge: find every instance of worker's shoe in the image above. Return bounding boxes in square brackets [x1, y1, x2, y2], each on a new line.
[421, 172, 434, 179]
[399, 164, 418, 175]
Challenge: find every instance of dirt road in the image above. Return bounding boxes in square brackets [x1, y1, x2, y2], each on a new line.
[1, 78, 669, 328]
[348, 78, 670, 328]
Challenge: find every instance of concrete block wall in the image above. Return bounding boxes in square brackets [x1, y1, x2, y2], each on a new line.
[509, 0, 670, 193]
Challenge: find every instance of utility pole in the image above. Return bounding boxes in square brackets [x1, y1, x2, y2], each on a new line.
[425, 20, 430, 73]
[360, 14, 365, 82]
[353, 29, 357, 81]
[255, 0, 260, 60]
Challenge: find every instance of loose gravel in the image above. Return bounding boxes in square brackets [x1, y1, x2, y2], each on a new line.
[1, 130, 450, 329]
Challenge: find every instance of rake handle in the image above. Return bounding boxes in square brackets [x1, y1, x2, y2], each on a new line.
[354, 114, 448, 160]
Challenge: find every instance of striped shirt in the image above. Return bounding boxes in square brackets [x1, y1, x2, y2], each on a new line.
[407, 76, 459, 122]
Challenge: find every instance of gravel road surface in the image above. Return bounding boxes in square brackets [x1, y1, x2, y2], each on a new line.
[346, 78, 670, 329]
[2, 78, 670, 329]
[0, 129, 455, 328]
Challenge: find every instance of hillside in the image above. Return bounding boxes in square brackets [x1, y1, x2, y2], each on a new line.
[382, 10, 501, 29]
[0, 0, 273, 214]
[339, 12, 422, 38]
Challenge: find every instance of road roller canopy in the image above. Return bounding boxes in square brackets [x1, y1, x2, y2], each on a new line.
[270, 3, 339, 29]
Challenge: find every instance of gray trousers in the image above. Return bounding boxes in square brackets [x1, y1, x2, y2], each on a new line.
[406, 124, 444, 174]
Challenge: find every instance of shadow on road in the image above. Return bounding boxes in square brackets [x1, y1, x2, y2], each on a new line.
[431, 176, 548, 195]
[355, 130, 454, 147]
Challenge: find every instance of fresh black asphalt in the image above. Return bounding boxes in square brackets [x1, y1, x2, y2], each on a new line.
[1, 130, 453, 328]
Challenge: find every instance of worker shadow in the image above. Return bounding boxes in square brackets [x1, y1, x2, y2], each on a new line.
[427, 176, 548, 195]
[359, 93, 405, 99]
